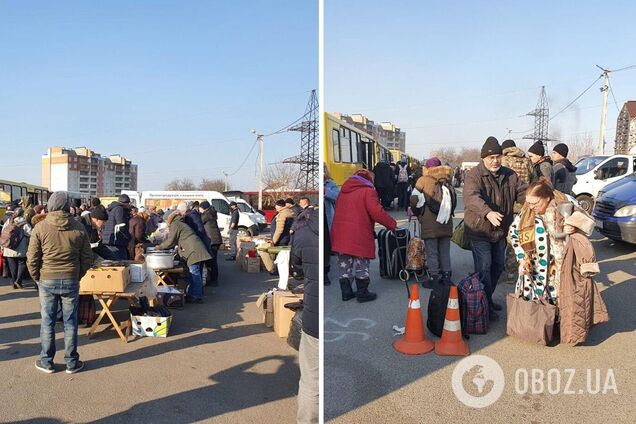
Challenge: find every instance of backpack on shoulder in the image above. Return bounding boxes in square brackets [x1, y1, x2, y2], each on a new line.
[0, 222, 25, 250]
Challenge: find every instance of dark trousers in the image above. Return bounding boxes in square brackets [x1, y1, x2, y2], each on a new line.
[470, 238, 506, 307]
[396, 182, 409, 208]
[205, 244, 220, 285]
[7, 257, 27, 285]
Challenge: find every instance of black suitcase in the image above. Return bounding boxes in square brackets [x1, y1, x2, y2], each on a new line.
[427, 281, 469, 338]
[377, 228, 410, 279]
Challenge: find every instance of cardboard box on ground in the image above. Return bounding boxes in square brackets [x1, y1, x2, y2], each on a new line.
[274, 290, 303, 338]
[131, 314, 172, 337]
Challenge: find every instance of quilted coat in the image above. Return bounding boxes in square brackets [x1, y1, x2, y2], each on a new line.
[410, 165, 454, 239]
[558, 233, 609, 345]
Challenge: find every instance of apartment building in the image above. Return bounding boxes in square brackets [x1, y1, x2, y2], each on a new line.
[42, 147, 138, 198]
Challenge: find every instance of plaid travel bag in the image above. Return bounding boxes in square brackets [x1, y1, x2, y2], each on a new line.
[456, 273, 489, 334]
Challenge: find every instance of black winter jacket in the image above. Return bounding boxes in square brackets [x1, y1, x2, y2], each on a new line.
[293, 208, 319, 339]
[200, 208, 223, 246]
[185, 209, 211, 249]
[102, 202, 131, 247]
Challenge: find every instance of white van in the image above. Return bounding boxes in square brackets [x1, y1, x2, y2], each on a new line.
[225, 196, 267, 232]
[121, 190, 260, 238]
[572, 154, 636, 212]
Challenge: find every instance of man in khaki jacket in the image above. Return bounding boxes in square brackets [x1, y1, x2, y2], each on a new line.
[27, 191, 93, 374]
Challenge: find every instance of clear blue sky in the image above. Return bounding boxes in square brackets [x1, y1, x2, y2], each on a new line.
[0, 1, 317, 191]
[325, 0, 636, 160]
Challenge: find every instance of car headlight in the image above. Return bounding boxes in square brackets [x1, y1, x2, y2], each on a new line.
[614, 205, 636, 217]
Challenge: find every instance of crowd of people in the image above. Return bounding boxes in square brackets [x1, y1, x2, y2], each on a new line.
[326, 135, 606, 344]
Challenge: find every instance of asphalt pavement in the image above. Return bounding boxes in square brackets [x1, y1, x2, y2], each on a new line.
[325, 189, 636, 423]
[0, 255, 300, 423]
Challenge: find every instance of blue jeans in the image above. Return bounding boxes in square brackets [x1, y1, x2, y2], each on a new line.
[38, 279, 80, 368]
[188, 263, 204, 300]
[470, 238, 507, 307]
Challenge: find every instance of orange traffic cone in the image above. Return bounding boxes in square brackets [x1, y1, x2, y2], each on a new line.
[435, 285, 469, 356]
[393, 284, 435, 355]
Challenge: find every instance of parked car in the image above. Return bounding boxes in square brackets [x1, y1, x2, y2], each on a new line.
[572, 154, 636, 212]
[592, 172, 636, 244]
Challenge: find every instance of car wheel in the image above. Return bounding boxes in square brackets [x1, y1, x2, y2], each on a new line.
[576, 194, 594, 213]
[237, 228, 250, 239]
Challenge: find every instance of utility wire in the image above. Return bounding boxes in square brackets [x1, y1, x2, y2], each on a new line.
[612, 63, 636, 73]
[607, 78, 621, 113]
[549, 75, 603, 122]
[227, 138, 259, 177]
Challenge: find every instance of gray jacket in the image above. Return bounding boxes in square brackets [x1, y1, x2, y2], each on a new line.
[531, 158, 555, 186]
[553, 159, 578, 195]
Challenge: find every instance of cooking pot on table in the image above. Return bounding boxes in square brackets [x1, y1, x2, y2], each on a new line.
[145, 250, 176, 270]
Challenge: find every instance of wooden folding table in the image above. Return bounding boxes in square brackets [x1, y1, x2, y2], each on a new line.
[81, 289, 138, 343]
[153, 267, 186, 286]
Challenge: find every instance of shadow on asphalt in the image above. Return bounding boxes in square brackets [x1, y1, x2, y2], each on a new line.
[89, 354, 299, 423]
[325, 195, 636, 420]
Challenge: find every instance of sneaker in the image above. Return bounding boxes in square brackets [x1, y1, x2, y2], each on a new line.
[35, 360, 54, 374]
[66, 361, 84, 374]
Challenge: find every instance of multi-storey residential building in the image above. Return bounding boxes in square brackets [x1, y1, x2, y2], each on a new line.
[334, 112, 406, 153]
[41, 147, 138, 198]
[615, 101, 636, 155]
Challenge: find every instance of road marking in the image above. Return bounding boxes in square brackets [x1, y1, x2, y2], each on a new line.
[324, 318, 377, 343]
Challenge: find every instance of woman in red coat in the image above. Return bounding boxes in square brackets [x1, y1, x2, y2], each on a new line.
[331, 170, 397, 302]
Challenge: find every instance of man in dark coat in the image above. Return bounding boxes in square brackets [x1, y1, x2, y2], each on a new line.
[372, 161, 395, 209]
[293, 207, 319, 423]
[226, 202, 240, 260]
[199, 201, 223, 286]
[101, 194, 132, 260]
[464, 136, 527, 320]
[527, 141, 555, 185]
[551, 143, 578, 195]
[128, 207, 146, 260]
[394, 160, 412, 210]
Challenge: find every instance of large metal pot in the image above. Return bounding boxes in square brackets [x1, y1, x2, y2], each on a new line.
[146, 251, 176, 270]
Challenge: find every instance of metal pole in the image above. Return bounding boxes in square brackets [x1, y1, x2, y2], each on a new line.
[598, 71, 609, 155]
[223, 172, 228, 192]
[258, 134, 264, 210]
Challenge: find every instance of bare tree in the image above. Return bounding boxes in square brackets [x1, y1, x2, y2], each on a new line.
[565, 132, 595, 162]
[430, 147, 459, 166]
[165, 178, 196, 191]
[458, 147, 481, 163]
[263, 163, 299, 204]
[199, 178, 226, 192]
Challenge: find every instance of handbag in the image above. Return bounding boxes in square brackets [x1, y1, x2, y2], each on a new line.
[405, 219, 426, 271]
[506, 293, 556, 345]
[451, 219, 471, 250]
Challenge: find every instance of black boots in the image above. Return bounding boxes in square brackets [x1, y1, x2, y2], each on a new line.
[355, 278, 377, 303]
[339, 278, 355, 301]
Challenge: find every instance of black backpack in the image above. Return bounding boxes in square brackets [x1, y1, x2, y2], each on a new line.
[425, 178, 457, 215]
[427, 281, 468, 338]
[0, 221, 24, 250]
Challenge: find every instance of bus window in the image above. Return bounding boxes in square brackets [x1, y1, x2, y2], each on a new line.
[12, 186, 22, 202]
[332, 129, 341, 163]
[341, 128, 352, 163]
[350, 131, 359, 164]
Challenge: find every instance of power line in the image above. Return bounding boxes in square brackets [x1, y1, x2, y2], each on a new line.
[227, 138, 258, 177]
[607, 78, 621, 113]
[612, 63, 636, 73]
[549, 75, 602, 122]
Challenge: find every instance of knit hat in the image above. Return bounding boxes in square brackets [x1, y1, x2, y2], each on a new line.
[199, 201, 211, 210]
[481, 136, 502, 158]
[176, 202, 188, 213]
[528, 141, 545, 156]
[118, 194, 130, 204]
[425, 157, 442, 168]
[501, 139, 516, 150]
[90, 206, 109, 221]
[552, 143, 569, 158]
[48, 191, 71, 212]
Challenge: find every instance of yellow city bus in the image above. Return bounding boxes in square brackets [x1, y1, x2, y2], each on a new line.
[0, 179, 51, 220]
[324, 112, 392, 186]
